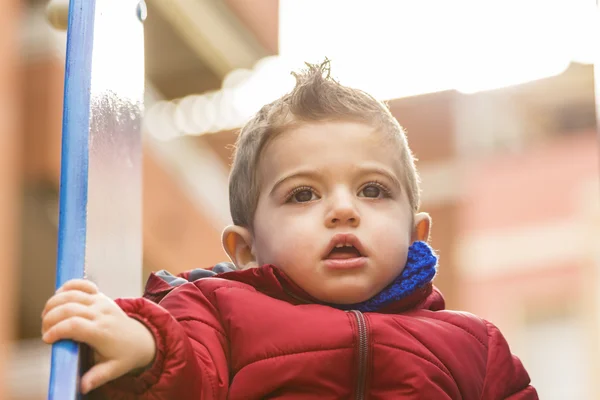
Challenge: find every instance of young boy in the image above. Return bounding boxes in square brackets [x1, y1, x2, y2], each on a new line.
[42, 61, 538, 399]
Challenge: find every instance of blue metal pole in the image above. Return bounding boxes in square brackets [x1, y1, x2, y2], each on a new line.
[48, 1, 96, 399]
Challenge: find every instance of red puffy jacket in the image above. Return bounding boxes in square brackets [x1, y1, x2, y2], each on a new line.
[101, 265, 537, 399]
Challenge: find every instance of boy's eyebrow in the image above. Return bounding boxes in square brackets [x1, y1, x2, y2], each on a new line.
[270, 170, 322, 196]
[358, 165, 403, 190]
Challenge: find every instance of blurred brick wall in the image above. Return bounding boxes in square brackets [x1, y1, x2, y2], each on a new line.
[0, 0, 22, 398]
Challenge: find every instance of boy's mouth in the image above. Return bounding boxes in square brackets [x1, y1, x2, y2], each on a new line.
[326, 245, 362, 259]
[323, 233, 366, 260]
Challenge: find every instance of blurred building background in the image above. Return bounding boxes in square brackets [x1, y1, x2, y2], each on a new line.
[0, 0, 599, 399]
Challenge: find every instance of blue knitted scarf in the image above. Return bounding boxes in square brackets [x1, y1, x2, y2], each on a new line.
[332, 241, 438, 312]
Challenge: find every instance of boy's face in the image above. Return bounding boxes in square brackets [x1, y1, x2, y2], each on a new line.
[230, 121, 429, 304]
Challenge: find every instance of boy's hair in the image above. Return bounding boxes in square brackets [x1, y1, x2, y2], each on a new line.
[228, 60, 420, 229]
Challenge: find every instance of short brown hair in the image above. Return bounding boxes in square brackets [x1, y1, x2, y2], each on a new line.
[228, 60, 420, 228]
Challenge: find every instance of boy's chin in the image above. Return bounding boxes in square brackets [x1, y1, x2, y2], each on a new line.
[311, 285, 379, 305]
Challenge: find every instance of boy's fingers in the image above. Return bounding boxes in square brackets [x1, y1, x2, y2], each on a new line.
[42, 316, 97, 345]
[80, 359, 125, 394]
[42, 303, 96, 335]
[42, 290, 94, 318]
[57, 279, 99, 295]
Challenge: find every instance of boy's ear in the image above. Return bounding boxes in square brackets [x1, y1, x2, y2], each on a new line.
[222, 225, 258, 270]
[411, 212, 431, 243]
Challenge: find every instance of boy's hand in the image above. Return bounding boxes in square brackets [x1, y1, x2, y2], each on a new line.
[41, 279, 156, 394]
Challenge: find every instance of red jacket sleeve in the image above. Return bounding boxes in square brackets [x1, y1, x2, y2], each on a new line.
[480, 321, 538, 400]
[98, 282, 229, 400]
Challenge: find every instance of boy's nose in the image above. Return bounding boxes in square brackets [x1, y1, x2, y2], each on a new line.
[325, 194, 360, 228]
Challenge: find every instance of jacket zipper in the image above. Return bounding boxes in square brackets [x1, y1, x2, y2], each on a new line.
[350, 310, 368, 400]
[285, 293, 369, 398]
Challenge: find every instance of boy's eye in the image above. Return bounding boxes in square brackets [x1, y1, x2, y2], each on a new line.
[361, 185, 381, 198]
[358, 183, 389, 198]
[289, 189, 317, 203]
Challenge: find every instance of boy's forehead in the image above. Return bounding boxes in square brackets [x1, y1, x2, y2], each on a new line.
[258, 121, 404, 184]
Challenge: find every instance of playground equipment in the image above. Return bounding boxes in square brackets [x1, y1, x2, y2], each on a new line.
[46, 0, 145, 398]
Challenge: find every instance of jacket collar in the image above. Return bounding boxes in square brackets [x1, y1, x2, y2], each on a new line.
[219, 241, 444, 314]
[144, 242, 444, 314]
